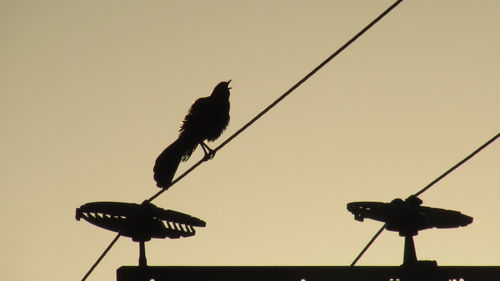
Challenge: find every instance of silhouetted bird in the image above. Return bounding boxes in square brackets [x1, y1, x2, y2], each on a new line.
[153, 80, 232, 188]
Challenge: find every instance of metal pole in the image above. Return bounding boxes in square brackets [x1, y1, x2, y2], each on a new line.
[139, 241, 147, 267]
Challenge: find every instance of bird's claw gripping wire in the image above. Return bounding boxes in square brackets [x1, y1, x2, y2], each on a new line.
[201, 142, 216, 161]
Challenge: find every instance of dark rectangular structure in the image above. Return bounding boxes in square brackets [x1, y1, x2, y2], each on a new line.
[117, 265, 500, 281]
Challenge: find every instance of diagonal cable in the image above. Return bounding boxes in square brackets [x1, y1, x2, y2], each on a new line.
[146, 0, 406, 203]
[351, 224, 386, 266]
[414, 132, 499, 197]
[81, 233, 121, 281]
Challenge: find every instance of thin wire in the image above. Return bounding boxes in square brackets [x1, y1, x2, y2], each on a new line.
[351, 224, 385, 266]
[146, 157, 206, 203]
[146, 0, 405, 203]
[81, 233, 121, 281]
[414, 132, 499, 197]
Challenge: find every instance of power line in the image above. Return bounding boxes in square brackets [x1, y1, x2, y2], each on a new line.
[146, 0, 405, 204]
[82, 0, 406, 279]
[81, 233, 121, 281]
[414, 132, 499, 197]
[351, 224, 386, 266]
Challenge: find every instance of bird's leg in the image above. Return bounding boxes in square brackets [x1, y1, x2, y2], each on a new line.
[200, 142, 216, 161]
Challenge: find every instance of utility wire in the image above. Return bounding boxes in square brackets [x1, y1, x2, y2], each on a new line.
[81, 233, 121, 281]
[82, 1, 406, 279]
[146, 0, 405, 203]
[350, 132, 499, 266]
[351, 224, 386, 266]
[414, 132, 499, 197]
[146, 156, 206, 203]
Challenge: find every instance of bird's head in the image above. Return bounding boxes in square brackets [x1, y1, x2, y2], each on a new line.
[212, 80, 232, 98]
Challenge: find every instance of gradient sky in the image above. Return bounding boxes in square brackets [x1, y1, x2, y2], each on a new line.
[1, 0, 499, 280]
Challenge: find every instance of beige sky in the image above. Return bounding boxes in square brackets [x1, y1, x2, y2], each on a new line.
[1, 0, 499, 280]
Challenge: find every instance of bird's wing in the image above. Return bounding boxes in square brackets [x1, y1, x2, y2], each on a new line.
[180, 97, 211, 133]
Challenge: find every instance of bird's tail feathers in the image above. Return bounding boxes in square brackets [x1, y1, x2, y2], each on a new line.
[153, 137, 196, 188]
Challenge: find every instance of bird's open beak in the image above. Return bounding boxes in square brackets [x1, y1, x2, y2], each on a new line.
[227, 79, 232, 89]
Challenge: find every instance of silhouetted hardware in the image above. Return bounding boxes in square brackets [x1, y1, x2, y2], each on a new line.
[117, 265, 500, 281]
[76, 201, 206, 267]
[114, 197, 494, 281]
[347, 195, 473, 236]
[76, 201, 206, 241]
[153, 80, 232, 189]
[347, 195, 473, 266]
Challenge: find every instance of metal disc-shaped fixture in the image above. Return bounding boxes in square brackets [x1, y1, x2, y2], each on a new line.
[76, 201, 206, 266]
[76, 201, 206, 241]
[347, 196, 472, 236]
[347, 196, 472, 265]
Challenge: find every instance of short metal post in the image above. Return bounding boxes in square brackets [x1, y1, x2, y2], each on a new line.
[403, 236, 417, 265]
[139, 241, 147, 267]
